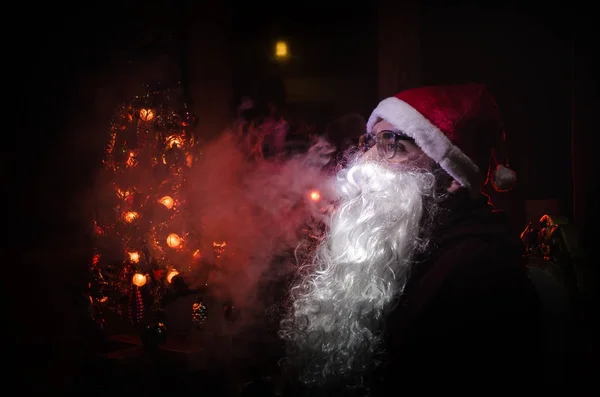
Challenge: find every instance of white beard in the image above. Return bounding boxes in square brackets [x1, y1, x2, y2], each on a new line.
[280, 160, 442, 387]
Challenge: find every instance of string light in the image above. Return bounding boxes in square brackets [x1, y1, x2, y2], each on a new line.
[128, 252, 140, 263]
[275, 40, 289, 59]
[166, 270, 179, 284]
[166, 233, 182, 249]
[159, 196, 174, 209]
[122, 211, 139, 223]
[132, 273, 147, 287]
[139, 108, 155, 121]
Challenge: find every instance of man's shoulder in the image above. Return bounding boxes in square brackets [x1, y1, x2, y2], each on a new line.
[423, 218, 529, 296]
[433, 208, 524, 265]
[434, 228, 521, 267]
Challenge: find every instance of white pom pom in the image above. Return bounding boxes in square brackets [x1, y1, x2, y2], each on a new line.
[491, 164, 516, 192]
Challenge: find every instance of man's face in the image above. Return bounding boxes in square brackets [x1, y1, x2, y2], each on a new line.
[363, 120, 435, 170]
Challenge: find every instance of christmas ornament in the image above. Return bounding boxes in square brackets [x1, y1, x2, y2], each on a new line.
[192, 297, 208, 328]
[129, 287, 144, 326]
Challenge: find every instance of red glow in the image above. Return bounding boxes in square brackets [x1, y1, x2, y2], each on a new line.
[310, 190, 321, 201]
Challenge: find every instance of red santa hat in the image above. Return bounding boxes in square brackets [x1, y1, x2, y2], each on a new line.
[366, 83, 516, 195]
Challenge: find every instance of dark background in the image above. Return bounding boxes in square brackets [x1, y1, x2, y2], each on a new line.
[9, 0, 598, 391]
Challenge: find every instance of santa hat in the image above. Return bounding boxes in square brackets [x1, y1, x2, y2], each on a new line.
[366, 83, 516, 195]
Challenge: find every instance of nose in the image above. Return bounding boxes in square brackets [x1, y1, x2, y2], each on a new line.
[362, 145, 379, 161]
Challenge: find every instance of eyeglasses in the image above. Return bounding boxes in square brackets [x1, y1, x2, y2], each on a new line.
[361, 130, 412, 160]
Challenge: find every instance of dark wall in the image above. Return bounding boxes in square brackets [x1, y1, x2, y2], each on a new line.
[419, 4, 598, 296]
[230, 2, 378, 124]
[420, 5, 574, 229]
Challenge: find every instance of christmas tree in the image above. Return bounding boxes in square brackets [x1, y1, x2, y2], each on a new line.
[88, 83, 201, 336]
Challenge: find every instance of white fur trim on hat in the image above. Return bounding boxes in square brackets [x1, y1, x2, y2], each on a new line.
[366, 97, 483, 196]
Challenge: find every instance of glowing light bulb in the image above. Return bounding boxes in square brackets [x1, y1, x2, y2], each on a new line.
[166, 233, 182, 249]
[166, 270, 179, 284]
[132, 273, 147, 287]
[165, 135, 183, 149]
[275, 41, 288, 58]
[116, 188, 132, 200]
[186, 153, 194, 168]
[139, 108, 155, 121]
[128, 251, 140, 263]
[212, 241, 227, 259]
[126, 151, 137, 167]
[310, 190, 321, 201]
[159, 196, 174, 209]
[123, 211, 139, 223]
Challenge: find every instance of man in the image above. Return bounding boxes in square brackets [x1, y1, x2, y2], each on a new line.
[279, 83, 543, 395]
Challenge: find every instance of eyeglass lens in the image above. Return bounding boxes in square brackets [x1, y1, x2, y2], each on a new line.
[376, 131, 399, 159]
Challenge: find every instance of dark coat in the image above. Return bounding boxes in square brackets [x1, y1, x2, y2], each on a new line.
[376, 190, 544, 394]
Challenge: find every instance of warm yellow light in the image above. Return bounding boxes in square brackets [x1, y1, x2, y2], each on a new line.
[128, 251, 140, 263]
[132, 273, 147, 287]
[123, 211, 139, 223]
[165, 135, 183, 149]
[166, 233, 182, 249]
[126, 151, 137, 167]
[275, 41, 288, 58]
[159, 196, 174, 209]
[116, 188, 133, 200]
[212, 241, 227, 258]
[310, 190, 321, 201]
[139, 108, 155, 121]
[166, 270, 179, 284]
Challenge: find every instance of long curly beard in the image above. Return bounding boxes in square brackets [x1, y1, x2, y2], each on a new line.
[279, 160, 444, 389]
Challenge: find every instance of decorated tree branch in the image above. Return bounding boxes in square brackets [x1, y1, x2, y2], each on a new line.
[88, 83, 202, 337]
